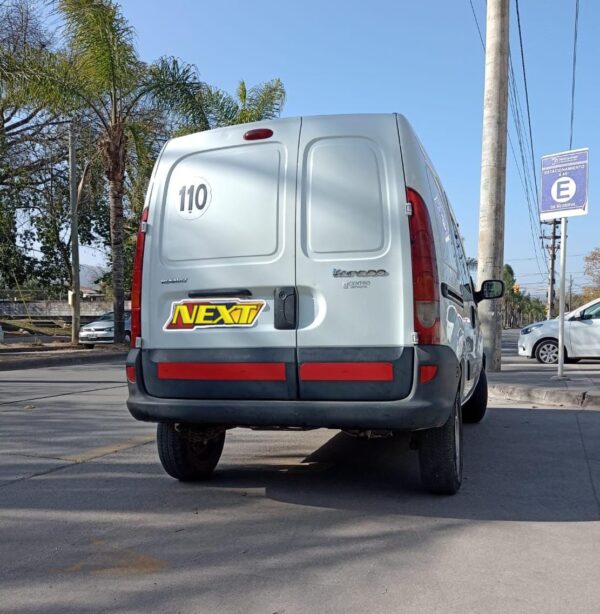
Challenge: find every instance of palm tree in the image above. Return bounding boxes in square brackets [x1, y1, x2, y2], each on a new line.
[2, 1, 287, 341]
[174, 78, 286, 135]
[2, 0, 203, 342]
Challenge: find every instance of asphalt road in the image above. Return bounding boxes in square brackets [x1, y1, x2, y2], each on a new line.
[1, 362, 600, 613]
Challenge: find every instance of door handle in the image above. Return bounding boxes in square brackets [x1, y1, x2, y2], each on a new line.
[274, 287, 297, 330]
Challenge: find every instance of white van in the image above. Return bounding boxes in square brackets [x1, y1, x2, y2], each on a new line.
[126, 114, 503, 495]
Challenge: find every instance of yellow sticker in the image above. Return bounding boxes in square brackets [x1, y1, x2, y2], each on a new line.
[164, 299, 266, 330]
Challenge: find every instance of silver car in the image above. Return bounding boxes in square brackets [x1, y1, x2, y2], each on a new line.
[79, 311, 131, 348]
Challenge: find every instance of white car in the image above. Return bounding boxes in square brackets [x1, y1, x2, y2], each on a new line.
[79, 311, 131, 348]
[125, 113, 504, 495]
[518, 297, 600, 364]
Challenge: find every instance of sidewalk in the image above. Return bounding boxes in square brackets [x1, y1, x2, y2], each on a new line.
[0, 346, 127, 371]
[488, 330, 600, 409]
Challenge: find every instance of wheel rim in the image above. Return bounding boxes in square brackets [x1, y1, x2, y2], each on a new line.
[538, 342, 558, 364]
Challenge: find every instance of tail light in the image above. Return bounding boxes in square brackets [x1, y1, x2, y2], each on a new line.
[130, 207, 149, 348]
[407, 187, 440, 345]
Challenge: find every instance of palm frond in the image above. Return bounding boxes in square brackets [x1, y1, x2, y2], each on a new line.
[146, 56, 207, 130]
[58, 0, 141, 98]
[247, 78, 285, 121]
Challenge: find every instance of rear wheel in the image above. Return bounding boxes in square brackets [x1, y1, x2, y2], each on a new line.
[535, 339, 559, 364]
[462, 369, 488, 424]
[157, 423, 225, 481]
[418, 387, 462, 495]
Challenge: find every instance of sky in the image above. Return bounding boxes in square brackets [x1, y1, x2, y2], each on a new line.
[86, 0, 598, 298]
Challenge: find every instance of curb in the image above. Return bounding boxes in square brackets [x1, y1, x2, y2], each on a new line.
[489, 382, 600, 410]
[0, 351, 127, 372]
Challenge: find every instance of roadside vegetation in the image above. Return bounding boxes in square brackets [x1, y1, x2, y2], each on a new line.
[0, 0, 286, 342]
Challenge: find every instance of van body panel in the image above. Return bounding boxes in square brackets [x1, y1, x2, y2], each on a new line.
[296, 115, 412, 352]
[397, 114, 481, 398]
[143, 118, 301, 352]
[130, 113, 483, 424]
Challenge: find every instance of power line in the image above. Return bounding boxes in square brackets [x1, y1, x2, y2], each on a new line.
[507, 54, 546, 279]
[467, 0, 547, 279]
[469, 0, 485, 49]
[514, 0, 539, 202]
[569, 0, 580, 149]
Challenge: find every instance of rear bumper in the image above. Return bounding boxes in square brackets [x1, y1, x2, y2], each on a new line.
[126, 346, 460, 431]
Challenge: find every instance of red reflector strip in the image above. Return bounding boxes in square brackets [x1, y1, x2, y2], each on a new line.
[419, 365, 438, 384]
[157, 362, 286, 381]
[126, 366, 136, 384]
[299, 362, 393, 382]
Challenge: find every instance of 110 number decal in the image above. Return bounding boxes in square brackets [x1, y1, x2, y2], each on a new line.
[179, 183, 209, 213]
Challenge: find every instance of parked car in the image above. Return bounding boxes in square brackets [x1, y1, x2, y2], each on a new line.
[518, 296, 600, 364]
[79, 311, 131, 348]
[125, 113, 504, 495]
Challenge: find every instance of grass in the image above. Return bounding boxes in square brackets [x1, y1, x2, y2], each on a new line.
[0, 319, 72, 337]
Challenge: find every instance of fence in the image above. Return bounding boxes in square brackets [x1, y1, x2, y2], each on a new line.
[0, 301, 131, 318]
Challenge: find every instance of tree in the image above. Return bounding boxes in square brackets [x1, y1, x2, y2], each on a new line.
[2, 0, 203, 341]
[1, 0, 288, 327]
[500, 264, 546, 328]
[169, 78, 286, 135]
[584, 248, 600, 298]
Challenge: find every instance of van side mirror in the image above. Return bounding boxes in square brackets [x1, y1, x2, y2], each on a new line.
[474, 279, 504, 303]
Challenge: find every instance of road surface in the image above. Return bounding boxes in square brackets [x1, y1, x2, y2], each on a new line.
[1, 362, 599, 613]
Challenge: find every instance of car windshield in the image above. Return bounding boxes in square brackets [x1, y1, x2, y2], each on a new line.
[97, 312, 114, 321]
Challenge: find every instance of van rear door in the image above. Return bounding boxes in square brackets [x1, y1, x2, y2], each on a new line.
[141, 118, 301, 400]
[295, 115, 414, 401]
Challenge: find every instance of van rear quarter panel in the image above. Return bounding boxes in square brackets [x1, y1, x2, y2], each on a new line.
[396, 115, 462, 358]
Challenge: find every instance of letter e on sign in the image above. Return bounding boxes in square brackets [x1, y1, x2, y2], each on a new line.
[551, 177, 576, 203]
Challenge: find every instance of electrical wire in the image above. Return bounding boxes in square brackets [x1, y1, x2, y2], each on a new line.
[569, 0, 580, 149]
[468, 0, 547, 281]
[515, 0, 539, 202]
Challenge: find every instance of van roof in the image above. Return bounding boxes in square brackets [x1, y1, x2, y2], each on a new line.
[168, 112, 414, 144]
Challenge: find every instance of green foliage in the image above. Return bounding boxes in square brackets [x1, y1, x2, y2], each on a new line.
[502, 263, 546, 328]
[0, 0, 287, 310]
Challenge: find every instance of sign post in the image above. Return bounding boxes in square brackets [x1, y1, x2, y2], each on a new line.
[540, 148, 589, 378]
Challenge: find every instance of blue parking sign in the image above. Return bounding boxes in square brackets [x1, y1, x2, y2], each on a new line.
[540, 148, 589, 221]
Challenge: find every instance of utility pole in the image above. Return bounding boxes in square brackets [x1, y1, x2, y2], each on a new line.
[542, 220, 558, 319]
[568, 273, 573, 312]
[69, 124, 81, 345]
[476, 0, 510, 372]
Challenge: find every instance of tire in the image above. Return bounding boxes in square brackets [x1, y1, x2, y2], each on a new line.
[83, 343, 95, 349]
[535, 339, 559, 364]
[462, 369, 488, 424]
[157, 423, 226, 481]
[418, 387, 462, 495]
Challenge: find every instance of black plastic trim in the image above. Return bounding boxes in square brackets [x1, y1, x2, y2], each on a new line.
[441, 282, 464, 307]
[141, 347, 297, 400]
[297, 346, 413, 401]
[188, 288, 252, 298]
[127, 345, 460, 431]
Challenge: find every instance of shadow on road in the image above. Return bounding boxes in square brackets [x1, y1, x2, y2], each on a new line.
[2, 406, 599, 524]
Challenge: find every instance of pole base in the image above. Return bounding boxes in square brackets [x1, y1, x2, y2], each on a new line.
[551, 375, 570, 381]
